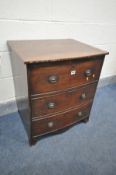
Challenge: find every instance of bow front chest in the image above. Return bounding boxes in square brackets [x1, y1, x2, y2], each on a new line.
[8, 39, 108, 145]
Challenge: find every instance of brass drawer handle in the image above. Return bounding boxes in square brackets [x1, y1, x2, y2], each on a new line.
[47, 102, 55, 109]
[80, 93, 86, 100]
[48, 121, 54, 128]
[48, 75, 58, 84]
[85, 69, 92, 77]
[77, 111, 83, 117]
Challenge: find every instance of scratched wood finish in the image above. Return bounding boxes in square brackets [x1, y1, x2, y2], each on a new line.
[7, 39, 108, 145]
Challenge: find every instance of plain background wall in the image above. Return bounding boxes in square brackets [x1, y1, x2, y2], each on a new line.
[0, 0, 116, 104]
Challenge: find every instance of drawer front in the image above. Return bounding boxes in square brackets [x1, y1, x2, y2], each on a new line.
[29, 57, 103, 95]
[32, 102, 92, 136]
[31, 83, 97, 118]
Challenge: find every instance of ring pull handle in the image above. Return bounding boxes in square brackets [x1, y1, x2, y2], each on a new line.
[48, 75, 58, 84]
[80, 93, 86, 100]
[47, 102, 55, 109]
[48, 121, 54, 128]
[85, 69, 92, 77]
[77, 111, 83, 117]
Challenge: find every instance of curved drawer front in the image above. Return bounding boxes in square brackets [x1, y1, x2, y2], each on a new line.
[32, 102, 92, 136]
[29, 57, 103, 95]
[32, 103, 91, 136]
[31, 83, 97, 118]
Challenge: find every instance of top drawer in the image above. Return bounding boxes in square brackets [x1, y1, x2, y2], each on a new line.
[28, 57, 104, 96]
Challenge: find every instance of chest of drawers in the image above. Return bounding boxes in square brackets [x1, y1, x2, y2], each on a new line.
[8, 39, 108, 145]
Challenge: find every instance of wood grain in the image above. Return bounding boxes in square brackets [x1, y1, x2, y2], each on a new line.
[8, 39, 108, 145]
[32, 102, 92, 136]
[29, 57, 104, 95]
[31, 83, 97, 118]
[9, 51, 31, 140]
[7, 39, 108, 64]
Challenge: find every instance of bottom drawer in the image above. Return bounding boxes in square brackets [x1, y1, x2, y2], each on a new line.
[32, 102, 92, 137]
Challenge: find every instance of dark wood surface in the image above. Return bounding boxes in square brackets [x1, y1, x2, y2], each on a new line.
[7, 39, 108, 64]
[32, 102, 92, 137]
[31, 83, 97, 118]
[8, 39, 108, 145]
[9, 51, 31, 140]
[29, 57, 103, 95]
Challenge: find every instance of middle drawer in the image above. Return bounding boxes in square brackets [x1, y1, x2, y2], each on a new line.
[31, 83, 97, 118]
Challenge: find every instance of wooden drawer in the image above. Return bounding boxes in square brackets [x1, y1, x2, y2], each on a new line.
[8, 39, 108, 145]
[31, 83, 97, 118]
[29, 57, 103, 96]
[32, 102, 92, 136]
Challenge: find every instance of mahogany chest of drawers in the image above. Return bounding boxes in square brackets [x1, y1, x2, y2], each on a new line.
[8, 39, 108, 145]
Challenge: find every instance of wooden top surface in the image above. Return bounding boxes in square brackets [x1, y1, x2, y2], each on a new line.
[7, 39, 108, 64]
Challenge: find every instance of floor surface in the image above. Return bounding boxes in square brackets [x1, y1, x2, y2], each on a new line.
[0, 84, 116, 175]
